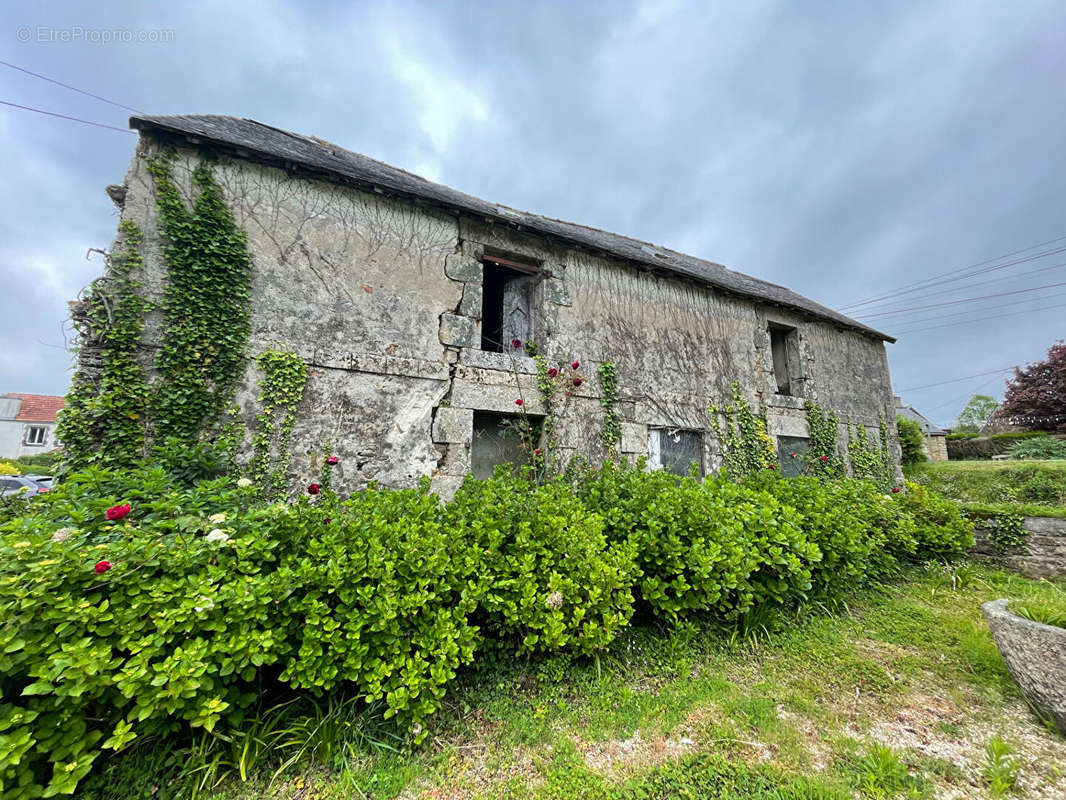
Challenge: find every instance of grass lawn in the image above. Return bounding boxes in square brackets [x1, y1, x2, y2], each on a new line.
[906, 461, 1066, 518]
[84, 563, 1066, 800]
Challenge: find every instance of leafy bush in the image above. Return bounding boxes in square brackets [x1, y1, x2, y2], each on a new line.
[0, 462, 978, 797]
[896, 415, 927, 465]
[1007, 435, 1066, 460]
[446, 473, 637, 653]
[946, 431, 1047, 460]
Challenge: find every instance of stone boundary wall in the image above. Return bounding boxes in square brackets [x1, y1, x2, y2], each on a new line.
[972, 516, 1066, 578]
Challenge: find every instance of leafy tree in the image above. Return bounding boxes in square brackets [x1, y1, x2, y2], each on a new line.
[997, 341, 1066, 431]
[896, 415, 927, 464]
[956, 394, 999, 433]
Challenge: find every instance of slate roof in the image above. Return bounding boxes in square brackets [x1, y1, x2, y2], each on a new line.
[3, 394, 65, 423]
[895, 402, 947, 436]
[129, 114, 894, 343]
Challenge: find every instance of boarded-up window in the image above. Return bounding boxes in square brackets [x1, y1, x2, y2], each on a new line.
[481, 258, 537, 352]
[471, 411, 540, 479]
[776, 435, 809, 478]
[648, 428, 703, 476]
[769, 324, 799, 396]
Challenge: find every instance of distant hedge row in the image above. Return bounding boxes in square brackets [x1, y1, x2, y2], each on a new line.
[0, 464, 973, 798]
[946, 431, 1046, 460]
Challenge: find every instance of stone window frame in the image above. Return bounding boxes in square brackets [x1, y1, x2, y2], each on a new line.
[479, 254, 543, 353]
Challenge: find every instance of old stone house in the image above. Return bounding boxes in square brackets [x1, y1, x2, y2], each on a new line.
[0, 394, 64, 461]
[82, 114, 898, 494]
[894, 397, 948, 461]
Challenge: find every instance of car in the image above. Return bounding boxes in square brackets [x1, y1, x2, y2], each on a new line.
[22, 474, 53, 490]
[0, 475, 50, 496]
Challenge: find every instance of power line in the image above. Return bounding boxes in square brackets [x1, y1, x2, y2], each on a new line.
[857, 279, 1066, 320]
[873, 288, 1066, 328]
[894, 299, 1066, 336]
[897, 367, 1016, 393]
[0, 59, 143, 114]
[0, 100, 134, 133]
[840, 237, 1066, 311]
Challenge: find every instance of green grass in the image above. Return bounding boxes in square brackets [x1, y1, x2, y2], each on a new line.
[906, 460, 1066, 516]
[81, 564, 1066, 799]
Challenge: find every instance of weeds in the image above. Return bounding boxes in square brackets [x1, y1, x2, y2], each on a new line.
[983, 736, 1021, 796]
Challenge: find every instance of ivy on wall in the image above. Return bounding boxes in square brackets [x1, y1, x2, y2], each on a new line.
[249, 347, 309, 496]
[847, 415, 893, 491]
[597, 360, 622, 452]
[147, 155, 253, 445]
[57, 220, 152, 470]
[803, 402, 845, 478]
[708, 382, 777, 479]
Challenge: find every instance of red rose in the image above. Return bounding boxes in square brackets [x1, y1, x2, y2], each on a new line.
[94, 560, 111, 574]
[768, 464, 776, 470]
[547, 368, 558, 378]
[326, 456, 339, 465]
[789, 452, 797, 458]
[891, 487, 900, 494]
[534, 448, 542, 456]
[571, 361, 580, 370]
[820, 455, 828, 462]
[572, 377, 584, 387]
[307, 483, 321, 495]
[515, 398, 523, 406]
[323, 517, 332, 524]
[512, 338, 523, 348]
[105, 504, 131, 521]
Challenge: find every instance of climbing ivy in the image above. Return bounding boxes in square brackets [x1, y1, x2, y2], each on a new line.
[57, 219, 152, 471]
[148, 155, 253, 445]
[981, 513, 1027, 554]
[597, 360, 622, 452]
[847, 418, 893, 491]
[249, 347, 308, 496]
[709, 382, 777, 479]
[803, 402, 845, 478]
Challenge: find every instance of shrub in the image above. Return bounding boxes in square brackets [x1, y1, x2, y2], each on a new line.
[0, 461, 18, 476]
[899, 482, 975, 559]
[446, 473, 637, 653]
[1007, 435, 1066, 460]
[279, 482, 479, 731]
[906, 460, 1066, 510]
[896, 416, 927, 465]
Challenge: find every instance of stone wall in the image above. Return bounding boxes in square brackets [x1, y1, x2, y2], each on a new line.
[97, 134, 899, 495]
[973, 517, 1066, 578]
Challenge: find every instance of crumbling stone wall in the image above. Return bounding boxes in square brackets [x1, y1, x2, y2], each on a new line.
[97, 134, 899, 494]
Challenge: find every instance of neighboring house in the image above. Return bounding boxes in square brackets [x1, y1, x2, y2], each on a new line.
[894, 396, 948, 461]
[73, 114, 900, 494]
[0, 394, 64, 461]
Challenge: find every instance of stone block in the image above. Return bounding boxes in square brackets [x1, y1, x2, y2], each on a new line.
[445, 255, 482, 283]
[621, 422, 647, 454]
[544, 277, 571, 306]
[459, 283, 482, 317]
[439, 313, 478, 348]
[432, 406, 472, 444]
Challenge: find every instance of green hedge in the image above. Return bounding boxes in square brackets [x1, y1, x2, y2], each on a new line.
[0, 464, 973, 798]
[945, 431, 1047, 460]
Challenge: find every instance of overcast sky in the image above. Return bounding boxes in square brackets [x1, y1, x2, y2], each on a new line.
[2, 0, 1063, 427]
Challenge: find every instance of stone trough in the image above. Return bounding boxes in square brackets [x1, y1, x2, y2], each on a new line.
[982, 599, 1066, 735]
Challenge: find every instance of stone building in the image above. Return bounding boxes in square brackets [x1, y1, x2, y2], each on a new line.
[84, 114, 898, 494]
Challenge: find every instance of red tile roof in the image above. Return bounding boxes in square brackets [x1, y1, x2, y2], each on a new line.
[5, 394, 65, 423]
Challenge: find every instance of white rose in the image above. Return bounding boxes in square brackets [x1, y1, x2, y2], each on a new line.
[205, 529, 229, 543]
[237, 478, 253, 488]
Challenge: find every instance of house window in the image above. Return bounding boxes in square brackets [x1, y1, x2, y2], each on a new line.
[481, 257, 538, 352]
[776, 435, 809, 478]
[471, 411, 541, 479]
[769, 323, 799, 396]
[24, 426, 46, 446]
[648, 428, 703, 476]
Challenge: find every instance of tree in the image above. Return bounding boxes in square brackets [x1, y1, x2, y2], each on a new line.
[955, 394, 999, 433]
[896, 415, 927, 465]
[997, 341, 1066, 431]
